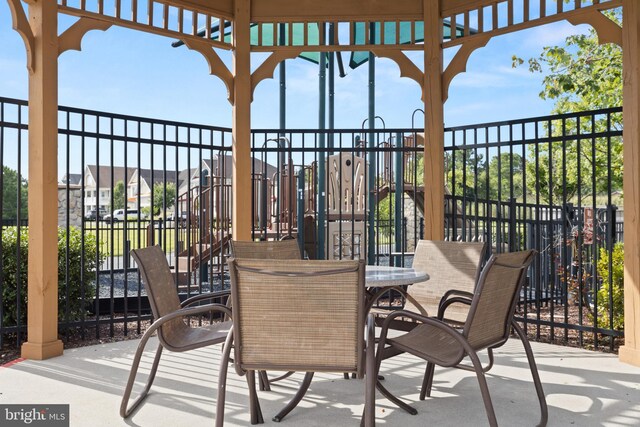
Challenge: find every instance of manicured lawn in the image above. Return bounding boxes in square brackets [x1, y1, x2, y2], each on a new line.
[84, 221, 186, 256]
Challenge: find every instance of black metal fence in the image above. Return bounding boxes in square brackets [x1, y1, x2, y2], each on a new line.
[0, 95, 624, 355]
[444, 107, 624, 350]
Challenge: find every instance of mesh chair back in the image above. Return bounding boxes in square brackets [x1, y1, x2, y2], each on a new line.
[131, 246, 190, 346]
[228, 258, 365, 374]
[464, 250, 536, 350]
[230, 239, 302, 260]
[408, 240, 487, 321]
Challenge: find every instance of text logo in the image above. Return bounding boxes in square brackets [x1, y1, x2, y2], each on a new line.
[0, 405, 69, 426]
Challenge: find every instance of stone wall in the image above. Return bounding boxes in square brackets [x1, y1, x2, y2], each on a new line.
[58, 185, 83, 228]
[402, 193, 424, 252]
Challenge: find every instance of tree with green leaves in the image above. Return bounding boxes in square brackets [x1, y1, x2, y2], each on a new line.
[445, 150, 488, 200]
[112, 181, 126, 210]
[487, 152, 524, 201]
[151, 182, 176, 216]
[2, 166, 28, 220]
[513, 9, 622, 204]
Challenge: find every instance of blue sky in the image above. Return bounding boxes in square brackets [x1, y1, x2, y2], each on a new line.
[0, 3, 591, 132]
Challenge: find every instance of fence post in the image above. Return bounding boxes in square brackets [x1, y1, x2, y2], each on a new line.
[125, 239, 131, 271]
[296, 170, 305, 256]
[509, 198, 517, 252]
[608, 204, 617, 250]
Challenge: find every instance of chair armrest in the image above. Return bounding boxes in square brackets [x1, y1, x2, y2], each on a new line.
[145, 303, 232, 337]
[181, 290, 231, 308]
[379, 310, 458, 335]
[376, 309, 473, 368]
[441, 289, 474, 301]
[437, 290, 474, 320]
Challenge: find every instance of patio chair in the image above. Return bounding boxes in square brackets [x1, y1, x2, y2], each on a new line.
[229, 238, 303, 390]
[217, 258, 375, 426]
[374, 250, 547, 427]
[369, 240, 488, 327]
[230, 238, 302, 260]
[120, 245, 232, 418]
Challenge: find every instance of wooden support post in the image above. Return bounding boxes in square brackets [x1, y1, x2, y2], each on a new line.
[21, 0, 63, 360]
[422, 0, 445, 240]
[232, 0, 252, 241]
[620, 0, 640, 367]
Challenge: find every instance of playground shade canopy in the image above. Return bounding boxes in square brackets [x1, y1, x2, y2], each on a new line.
[173, 20, 469, 69]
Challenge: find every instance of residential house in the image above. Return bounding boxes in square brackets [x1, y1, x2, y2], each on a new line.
[127, 169, 180, 213]
[60, 173, 82, 186]
[83, 165, 137, 215]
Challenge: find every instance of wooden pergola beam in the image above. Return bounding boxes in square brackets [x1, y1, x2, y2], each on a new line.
[422, 0, 445, 241]
[232, 0, 253, 241]
[621, 0, 640, 367]
[20, 0, 63, 360]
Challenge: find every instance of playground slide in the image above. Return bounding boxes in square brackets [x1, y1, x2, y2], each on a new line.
[174, 233, 231, 287]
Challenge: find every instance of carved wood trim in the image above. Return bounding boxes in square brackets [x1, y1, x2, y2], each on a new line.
[370, 49, 425, 100]
[182, 38, 235, 105]
[567, 9, 623, 47]
[251, 50, 303, 100]
[442, 35, 490, 102]
[7, 0, 35, 73]
[58, 18, 112, 56]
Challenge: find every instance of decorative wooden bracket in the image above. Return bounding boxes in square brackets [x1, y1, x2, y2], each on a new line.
[58, 17, 112, 56]
[251, 50, 303, 100]
[442, 35, 490, 103]
[7, 0, 35, 73]
[567, 10, 622, 47]
[182, 38, 235, 105]
[370, 49, 425, 101]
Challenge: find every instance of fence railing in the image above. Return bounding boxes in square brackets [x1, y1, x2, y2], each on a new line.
[0, 95, 624, 355]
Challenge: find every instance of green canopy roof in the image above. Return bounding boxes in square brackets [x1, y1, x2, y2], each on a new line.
[349, 21, 467, 69]
[174, 20, 472, 71]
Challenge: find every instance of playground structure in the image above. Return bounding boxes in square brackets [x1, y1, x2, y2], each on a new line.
[162, 130, 438, 290]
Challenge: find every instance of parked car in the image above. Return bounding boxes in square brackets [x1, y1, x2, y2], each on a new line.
[84, 208, 107, 221]
[104, 209, 146, 223]
[166, 211, 189, 226]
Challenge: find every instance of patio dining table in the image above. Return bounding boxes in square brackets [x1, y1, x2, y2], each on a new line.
[364, 265, 429, 313]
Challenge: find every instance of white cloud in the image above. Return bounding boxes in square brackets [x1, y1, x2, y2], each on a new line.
[521, 21, 590, 49]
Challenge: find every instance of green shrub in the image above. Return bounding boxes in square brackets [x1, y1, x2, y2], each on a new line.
[1, 226, 104, 327]
[595, 242, 624, 330]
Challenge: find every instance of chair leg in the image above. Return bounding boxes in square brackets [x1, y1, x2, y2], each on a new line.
[512, 322, 548, 427]
[373, 326, 417, 416]
[364, 315, 376, 427]
[258, 371, 271, 391]
[419, 362, 435, 400]
[468, 350, 498, 427]
[273, 372, 314, 422]
[120, 337, 164, 418]
[216, 329, 235, 427]
[483, 348, 495, 373]
[375, 379, 418, 415]
[247, 371, 265, 425]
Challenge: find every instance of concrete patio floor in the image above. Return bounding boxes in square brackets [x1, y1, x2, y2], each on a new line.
[1, 338, 640, 426]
